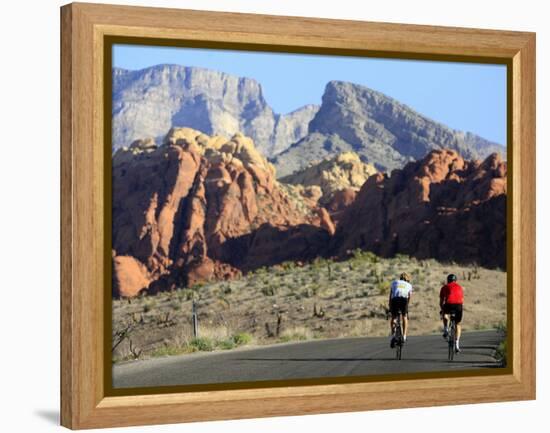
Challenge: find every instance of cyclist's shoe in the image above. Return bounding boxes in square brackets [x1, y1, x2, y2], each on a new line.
[390, 337, 396, 348]
[442, 328, 449, 339]
[455, 343, 461, 353]
[402, 336, 407, 344]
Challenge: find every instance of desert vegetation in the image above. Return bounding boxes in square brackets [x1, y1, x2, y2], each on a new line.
[112, 251, 506, 363]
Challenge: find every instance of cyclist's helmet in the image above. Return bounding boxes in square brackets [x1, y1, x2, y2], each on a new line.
[447, 274, 458, 283]
[400, 272, 411, 282]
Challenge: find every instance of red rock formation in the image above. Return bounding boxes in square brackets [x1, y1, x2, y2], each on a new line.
[112, 255, 151, 298]
[317, 207, 336, 236]
[112, 140, 507, 297]
[112, 128, 328, 297]
[324, 187, 357, 224]
[330, 149, 507, 269]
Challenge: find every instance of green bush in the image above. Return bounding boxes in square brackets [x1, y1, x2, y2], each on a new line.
[190, 283, 204, 291]
[261, 285, 276, 296]
[377, 280, 391, 296]
[177, 288, 196, 301]
[189, 337, 214, 352]
[232, 333, 252, 346]
[496, 340, 507, 366]
[352, 249, 379, 264]
[151, 345, 188, 358]
[281, 261, 296, 271]
[218, 339, 236, 350]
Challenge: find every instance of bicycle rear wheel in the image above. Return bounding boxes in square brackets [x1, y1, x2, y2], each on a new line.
[448, 322, 455, 361]
[395, 314, 403, 360]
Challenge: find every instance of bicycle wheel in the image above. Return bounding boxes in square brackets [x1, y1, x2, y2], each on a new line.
[395, 314, 403, 360]
[448, 321, 455, 361]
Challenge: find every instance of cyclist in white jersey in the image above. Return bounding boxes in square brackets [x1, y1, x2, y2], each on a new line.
[389, 272, 413, 347]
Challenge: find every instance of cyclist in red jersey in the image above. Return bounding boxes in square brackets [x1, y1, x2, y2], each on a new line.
[439, 274, 464, 352]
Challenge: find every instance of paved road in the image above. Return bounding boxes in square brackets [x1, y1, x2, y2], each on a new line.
[113, 330, 504, 388]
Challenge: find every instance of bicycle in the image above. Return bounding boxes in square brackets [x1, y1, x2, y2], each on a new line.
[447, 311, 458, 361]
[393, 312, 405, 360]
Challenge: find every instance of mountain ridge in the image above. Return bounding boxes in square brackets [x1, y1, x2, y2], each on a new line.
[112, 65, 505, 177]
[112, 64, 319, 156]
[271, 80, 505, 176]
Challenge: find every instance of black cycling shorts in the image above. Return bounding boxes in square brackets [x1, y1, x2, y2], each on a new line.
[390, 297, 409, 317]
[443, 303, 463, 323]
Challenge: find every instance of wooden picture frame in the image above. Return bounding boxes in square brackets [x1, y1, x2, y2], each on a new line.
[61, 2, 536, 429]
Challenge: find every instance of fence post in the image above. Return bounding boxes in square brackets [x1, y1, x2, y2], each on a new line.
[192, 300, 199, 338]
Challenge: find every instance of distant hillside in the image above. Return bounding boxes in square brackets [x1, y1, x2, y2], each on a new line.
[112, 65, 318, 157]
[271, 81, 505, 176]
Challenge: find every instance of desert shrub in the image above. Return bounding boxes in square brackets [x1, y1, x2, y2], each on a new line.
[261, 285, 277, 296]
[232, 332, 252, 346]
[189, 337, 214, 352]
[311, 257, 327, 270]
[151, 345, 188, 358]
[281, 261, 296, 271]
[301, 283, 320, 298]
[218, 339, 236, 350]
[254, 266, 268, 276]
[395, 253, 410, 263]
[143, 299, 157, 313]
[356, 288, 370, 298]
[190, 282, 204, 291]
[363, 251, 380, 264]
[279, 326, 313, 342]
[496, 340, 507, 366]
[496, 322, 507, 334]
[377, 280, 391, 296]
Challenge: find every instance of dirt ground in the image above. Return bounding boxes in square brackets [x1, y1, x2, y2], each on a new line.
[112, 252, 506, 363]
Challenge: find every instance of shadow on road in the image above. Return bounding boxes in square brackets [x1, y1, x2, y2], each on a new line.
[235, 356, 499, 366]
[461, 345, 497, 350]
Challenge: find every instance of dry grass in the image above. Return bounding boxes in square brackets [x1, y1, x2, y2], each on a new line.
[112, 251, 506, 363]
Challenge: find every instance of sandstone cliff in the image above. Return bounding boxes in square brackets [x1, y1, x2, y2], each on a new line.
[280, 151, 377, 202]
[112, 128, 331, 297]
[112, 127, 506, 297]
[330, 149, 507, 269]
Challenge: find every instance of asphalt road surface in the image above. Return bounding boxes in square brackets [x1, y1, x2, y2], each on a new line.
[113, 330, 504, 389]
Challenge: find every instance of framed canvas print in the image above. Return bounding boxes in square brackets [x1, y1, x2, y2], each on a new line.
[60, 2, 536, 429]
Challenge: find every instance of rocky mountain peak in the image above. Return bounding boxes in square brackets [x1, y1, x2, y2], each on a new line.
[112, 65, 318, 157]
[272, 80, 505, 177]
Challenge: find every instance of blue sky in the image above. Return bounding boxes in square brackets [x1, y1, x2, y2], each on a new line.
[113, 44, 507, 145]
